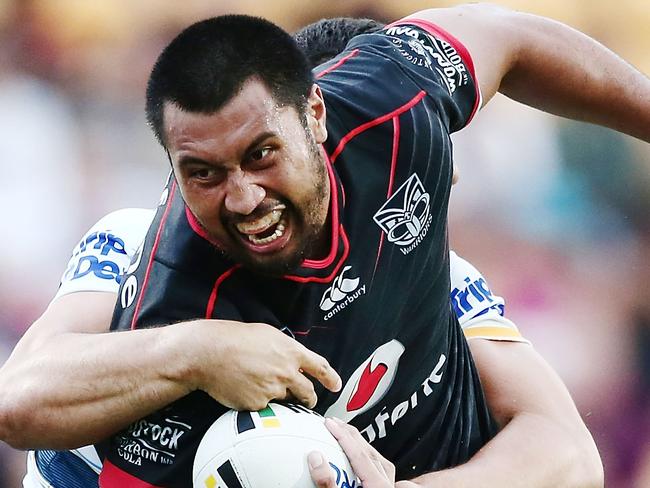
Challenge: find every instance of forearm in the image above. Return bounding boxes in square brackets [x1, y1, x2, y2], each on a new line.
[405, 340, 604, 487]
[410, 4, 650, 142]
[0, 324, 194, 450]
[0, 315, 341, 450]
[499, 11, 650, 142]
[409, 412, 603, 487]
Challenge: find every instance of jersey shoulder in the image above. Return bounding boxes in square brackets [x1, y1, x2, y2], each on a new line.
[316, 20, 480, 133]
[54, 208, 155, 300]
[449, 251, 529, 343]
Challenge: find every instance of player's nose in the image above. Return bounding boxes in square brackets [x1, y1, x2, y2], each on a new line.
[223, 173, 266, 216]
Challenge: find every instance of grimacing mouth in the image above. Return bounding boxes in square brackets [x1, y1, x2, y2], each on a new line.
[234, 204, 288, 246]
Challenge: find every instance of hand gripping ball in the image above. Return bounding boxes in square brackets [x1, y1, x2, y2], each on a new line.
[193, 403, 361, 488]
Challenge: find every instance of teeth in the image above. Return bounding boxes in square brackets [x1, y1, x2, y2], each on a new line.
[247, 218, 287, 245]
[236, 205, 285, 235]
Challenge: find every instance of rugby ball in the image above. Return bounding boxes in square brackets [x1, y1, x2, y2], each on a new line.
[193, 403, 360, 488]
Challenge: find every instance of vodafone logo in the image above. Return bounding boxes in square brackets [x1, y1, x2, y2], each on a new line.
[325, 339, 405, 422]
[347, 361, 388, 411]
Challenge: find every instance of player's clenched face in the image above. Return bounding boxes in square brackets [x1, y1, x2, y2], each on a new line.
[164, 77, 330, 276]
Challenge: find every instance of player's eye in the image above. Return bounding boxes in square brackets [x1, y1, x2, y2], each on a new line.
[190, 167, 222, 183]
[249, 147, 272, 162]
[193, 168, 214, 178]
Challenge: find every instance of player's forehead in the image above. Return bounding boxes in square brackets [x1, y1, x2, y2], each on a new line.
[164, 78, 275, 130]
[162, 80, 298, 161]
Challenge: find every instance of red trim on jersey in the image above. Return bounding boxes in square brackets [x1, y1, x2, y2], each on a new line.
[292, 325, 333, 336]
[387, 117, 401, 205]
[387, 19, 481, 124]
[284, 228, 350, 284]
[130, 181, 177, 330]
[373, 116, 401, 275]
[329, 90, 426, 164]
[184, 206, 216, 246]
[301, 151, 342, 270]
[99, 460, 164, 488]
[315, 49, 360, 79]
[205, 265, 241, 318]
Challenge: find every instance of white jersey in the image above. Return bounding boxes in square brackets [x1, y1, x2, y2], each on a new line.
[54, 208, 155, 300]
[449, 250, 527, 342]
[26, 208, 526, 487]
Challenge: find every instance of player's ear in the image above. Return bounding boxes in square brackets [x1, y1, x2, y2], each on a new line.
[306, 84, 327, 144]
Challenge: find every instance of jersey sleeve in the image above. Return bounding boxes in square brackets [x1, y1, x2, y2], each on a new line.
[315, 19, 480, 139]
[449, 251, 529, 343]
[384, 19, 480, 130]
[53, 208, 155, 300]
[332, 19, 480, 132]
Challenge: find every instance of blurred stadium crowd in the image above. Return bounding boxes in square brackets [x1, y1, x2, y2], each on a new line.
[0, 0, 648, 486]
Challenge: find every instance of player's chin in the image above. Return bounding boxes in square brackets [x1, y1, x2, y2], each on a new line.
[234, 239, 306, 277]
[245, 253, 304, 277]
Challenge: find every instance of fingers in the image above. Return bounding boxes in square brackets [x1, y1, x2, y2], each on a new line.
[308, 451, 336, 488]
[324, 418, 395, 486]
[284, 371, 318, 409]
[298, 348, 342, 393]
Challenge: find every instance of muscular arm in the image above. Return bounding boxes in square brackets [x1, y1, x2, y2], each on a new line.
[408, 340, 603, 488]
[0, 292, 340, 450]
[406, 3, 650, 141]
[0, 292, 190, 449]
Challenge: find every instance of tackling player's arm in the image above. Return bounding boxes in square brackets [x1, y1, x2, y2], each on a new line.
[398, 339, 604, 487]
[405, 3, 650, 142]
[0, 211, 340, 450]
[411, 254, 602, 487]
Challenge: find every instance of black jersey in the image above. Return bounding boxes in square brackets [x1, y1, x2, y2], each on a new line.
[99, 20, 496, 487]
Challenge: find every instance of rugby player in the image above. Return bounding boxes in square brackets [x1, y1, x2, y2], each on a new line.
[3, 3, 648, 486]
[17, 17, 531, 488]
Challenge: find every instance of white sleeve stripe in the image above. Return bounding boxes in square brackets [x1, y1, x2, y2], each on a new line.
[466, 334, 531, 344]
[70, 448, 102, 474]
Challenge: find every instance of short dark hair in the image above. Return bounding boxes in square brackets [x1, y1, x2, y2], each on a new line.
[293, 17, 385, 68]
[146, 15, 314, 146]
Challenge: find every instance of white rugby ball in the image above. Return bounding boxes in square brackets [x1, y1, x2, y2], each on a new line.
[193, 402, 360, 488]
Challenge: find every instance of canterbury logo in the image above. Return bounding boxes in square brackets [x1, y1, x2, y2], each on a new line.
[373, 173, 431, 247]
[325, 339, 405, 422]
[320, 266, 361, 312]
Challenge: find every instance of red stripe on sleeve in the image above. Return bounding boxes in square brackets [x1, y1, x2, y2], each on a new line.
[387, 19, 482, 124]
[330, 90, 426, 164]
[315, 49, 360, 79]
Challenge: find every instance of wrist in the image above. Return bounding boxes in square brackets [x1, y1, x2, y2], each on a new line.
[158, 320, 207, 394]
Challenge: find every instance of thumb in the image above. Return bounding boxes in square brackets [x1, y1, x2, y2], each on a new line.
[308, 451, 334, 488]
